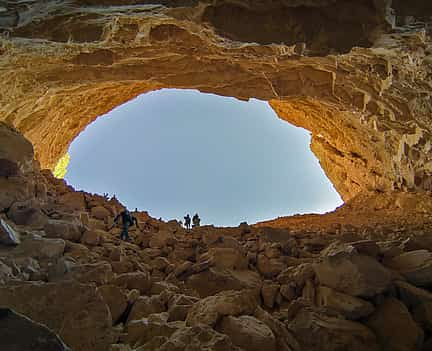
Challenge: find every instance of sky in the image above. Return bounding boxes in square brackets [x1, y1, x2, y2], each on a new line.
[64, 89, 343, 227]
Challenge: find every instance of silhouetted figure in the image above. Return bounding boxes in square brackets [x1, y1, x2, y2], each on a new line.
[112, 209, 138, 241]
[192, 213, 201, 228]
[184, 214, 191, 230]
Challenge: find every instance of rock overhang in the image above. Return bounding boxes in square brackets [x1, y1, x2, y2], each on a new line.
[0, 0, 431, 203]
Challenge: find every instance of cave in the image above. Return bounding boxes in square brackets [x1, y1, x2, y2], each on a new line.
[1, 1, 432, 350]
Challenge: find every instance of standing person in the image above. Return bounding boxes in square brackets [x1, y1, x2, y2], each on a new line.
[111, 209, 139, 241]
[192, 213, 201, 228]
[184, 214, 191, 230]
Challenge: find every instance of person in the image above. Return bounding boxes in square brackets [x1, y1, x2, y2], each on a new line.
[192, 213, 201, 228]
[184, 214, 191, 230]
[111, 209, 139, 241]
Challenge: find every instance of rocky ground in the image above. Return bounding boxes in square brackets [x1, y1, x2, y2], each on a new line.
[2, 123, 432, 351]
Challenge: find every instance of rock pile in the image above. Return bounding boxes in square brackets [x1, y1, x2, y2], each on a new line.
[0, 123, 432, 350]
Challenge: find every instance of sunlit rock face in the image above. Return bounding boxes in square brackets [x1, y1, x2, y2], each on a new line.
[0, 1, 431, 202]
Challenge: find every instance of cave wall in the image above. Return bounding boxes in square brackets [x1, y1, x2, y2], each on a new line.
[0, 0, 431, 201]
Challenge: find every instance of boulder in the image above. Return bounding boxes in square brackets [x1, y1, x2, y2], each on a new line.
[98, 285, 128, 323]
[0, 122, 34, 173]
[256, 254, 285, 278]
[186, 290, 258, 327]
[254, 307, 300, 351]
[7, 200, 48, 229]
[45, 219, 83, 242]
[204, 247, 248, 270]
[395, 280, 432, 309]
[0, 282, 113, 351]
[0, 218, 20, 245]
[186, 268, 262, 297]
[386, 250, 432, 287]
[114, 271, 152, 294]
[0, 308, 70, 351]
[149, 231, 175, 249]
[316, 286, 375, 320]
[413, 301, 432, 333]
[53, 262, 113, 286]
[289, 305, 379, 351]
[58, 192, 86, 212]
[314, 252, 392, 297]
[157, 325, 242, 351]
[81, 229, 103, 246]
[124, 319, 182, 346]
[90, 206, 111, 221]
[366, 298, 424, 351]
[261, 281, 280, 309]
[127, 295, 166, 323]
[17, 235, 65, 259]
[218, 315, 276, 351]
[0, 177, 31, 211]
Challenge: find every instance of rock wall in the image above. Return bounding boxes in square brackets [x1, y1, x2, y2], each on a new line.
[0, 1, 431, 201]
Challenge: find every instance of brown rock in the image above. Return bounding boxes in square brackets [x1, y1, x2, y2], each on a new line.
[127, 295, 166, 323]
[98, 285, 128, 323]
[186, 268, 262, 297]
[0, 282, 113, 351]
[81, 229, 103, 246]
[0, 218, 20, 245]
[0, 308, 71, 351]
[316, 286, 375, 320]
[314, 252, 392, 297]
[289, 305, 379, 351]
[366, 298, 424, 351]
[114, 271, 152, 294]
[261, 281, 280, 309]
[186, 290, 258, 327]
[90, 206, 111, 221]
[0, 123, 34, 173]
[256, 254, 285, 278]
[218, 315, 276, 351]
[45, 219, 83, 242]
[386, 250, 432, 287]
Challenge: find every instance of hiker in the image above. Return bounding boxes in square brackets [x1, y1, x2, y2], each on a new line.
[184, 214, 191, 230]
[192, 213, 201, 228]
[111, 209, 139, 241]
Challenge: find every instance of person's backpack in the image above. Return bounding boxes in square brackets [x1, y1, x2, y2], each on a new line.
[124, 211, 134, 227]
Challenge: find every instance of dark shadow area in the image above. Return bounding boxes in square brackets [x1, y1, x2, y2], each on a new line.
[202, 0, 385, 55]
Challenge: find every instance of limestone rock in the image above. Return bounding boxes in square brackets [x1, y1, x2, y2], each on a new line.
[261, 281, 280, 309]
[218, 315, 276, 351]
[186, 268, 262, 297]
[0, 218, 20, 245]
[204, 247, 248, 270]
[127, 295, 166, 323]
[395, 280, 432, 309]
[366, 298, 424, 351]
[0, 282, 113, 351]
[0, 177, 31, 211]
[386, 250, 432, 287]
[314, 252, 392, 297]
[81, 229, 103, 246]
[256, 254, 285, 278]
[114, 271, 152, 294]
[17, 235, 65, 259]
[289, 306, 379, 351]
[91, 206, 111, 221]
[0, 308, 70, 351]
[98, 285, 128, 324]
[186, 290, 258, 327]
[316, 286, 375, 320]
[7, 200, 48, 229]
[158, 325, 242, 351]
[124, 319, 182, 346]
[0, 122, 34, 173]
[45, 219, 83, 242]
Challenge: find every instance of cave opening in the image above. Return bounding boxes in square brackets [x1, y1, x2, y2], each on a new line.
[60, 89, 343, 227]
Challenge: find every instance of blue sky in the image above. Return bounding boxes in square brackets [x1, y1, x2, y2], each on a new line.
[65, 89, 343, 226]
